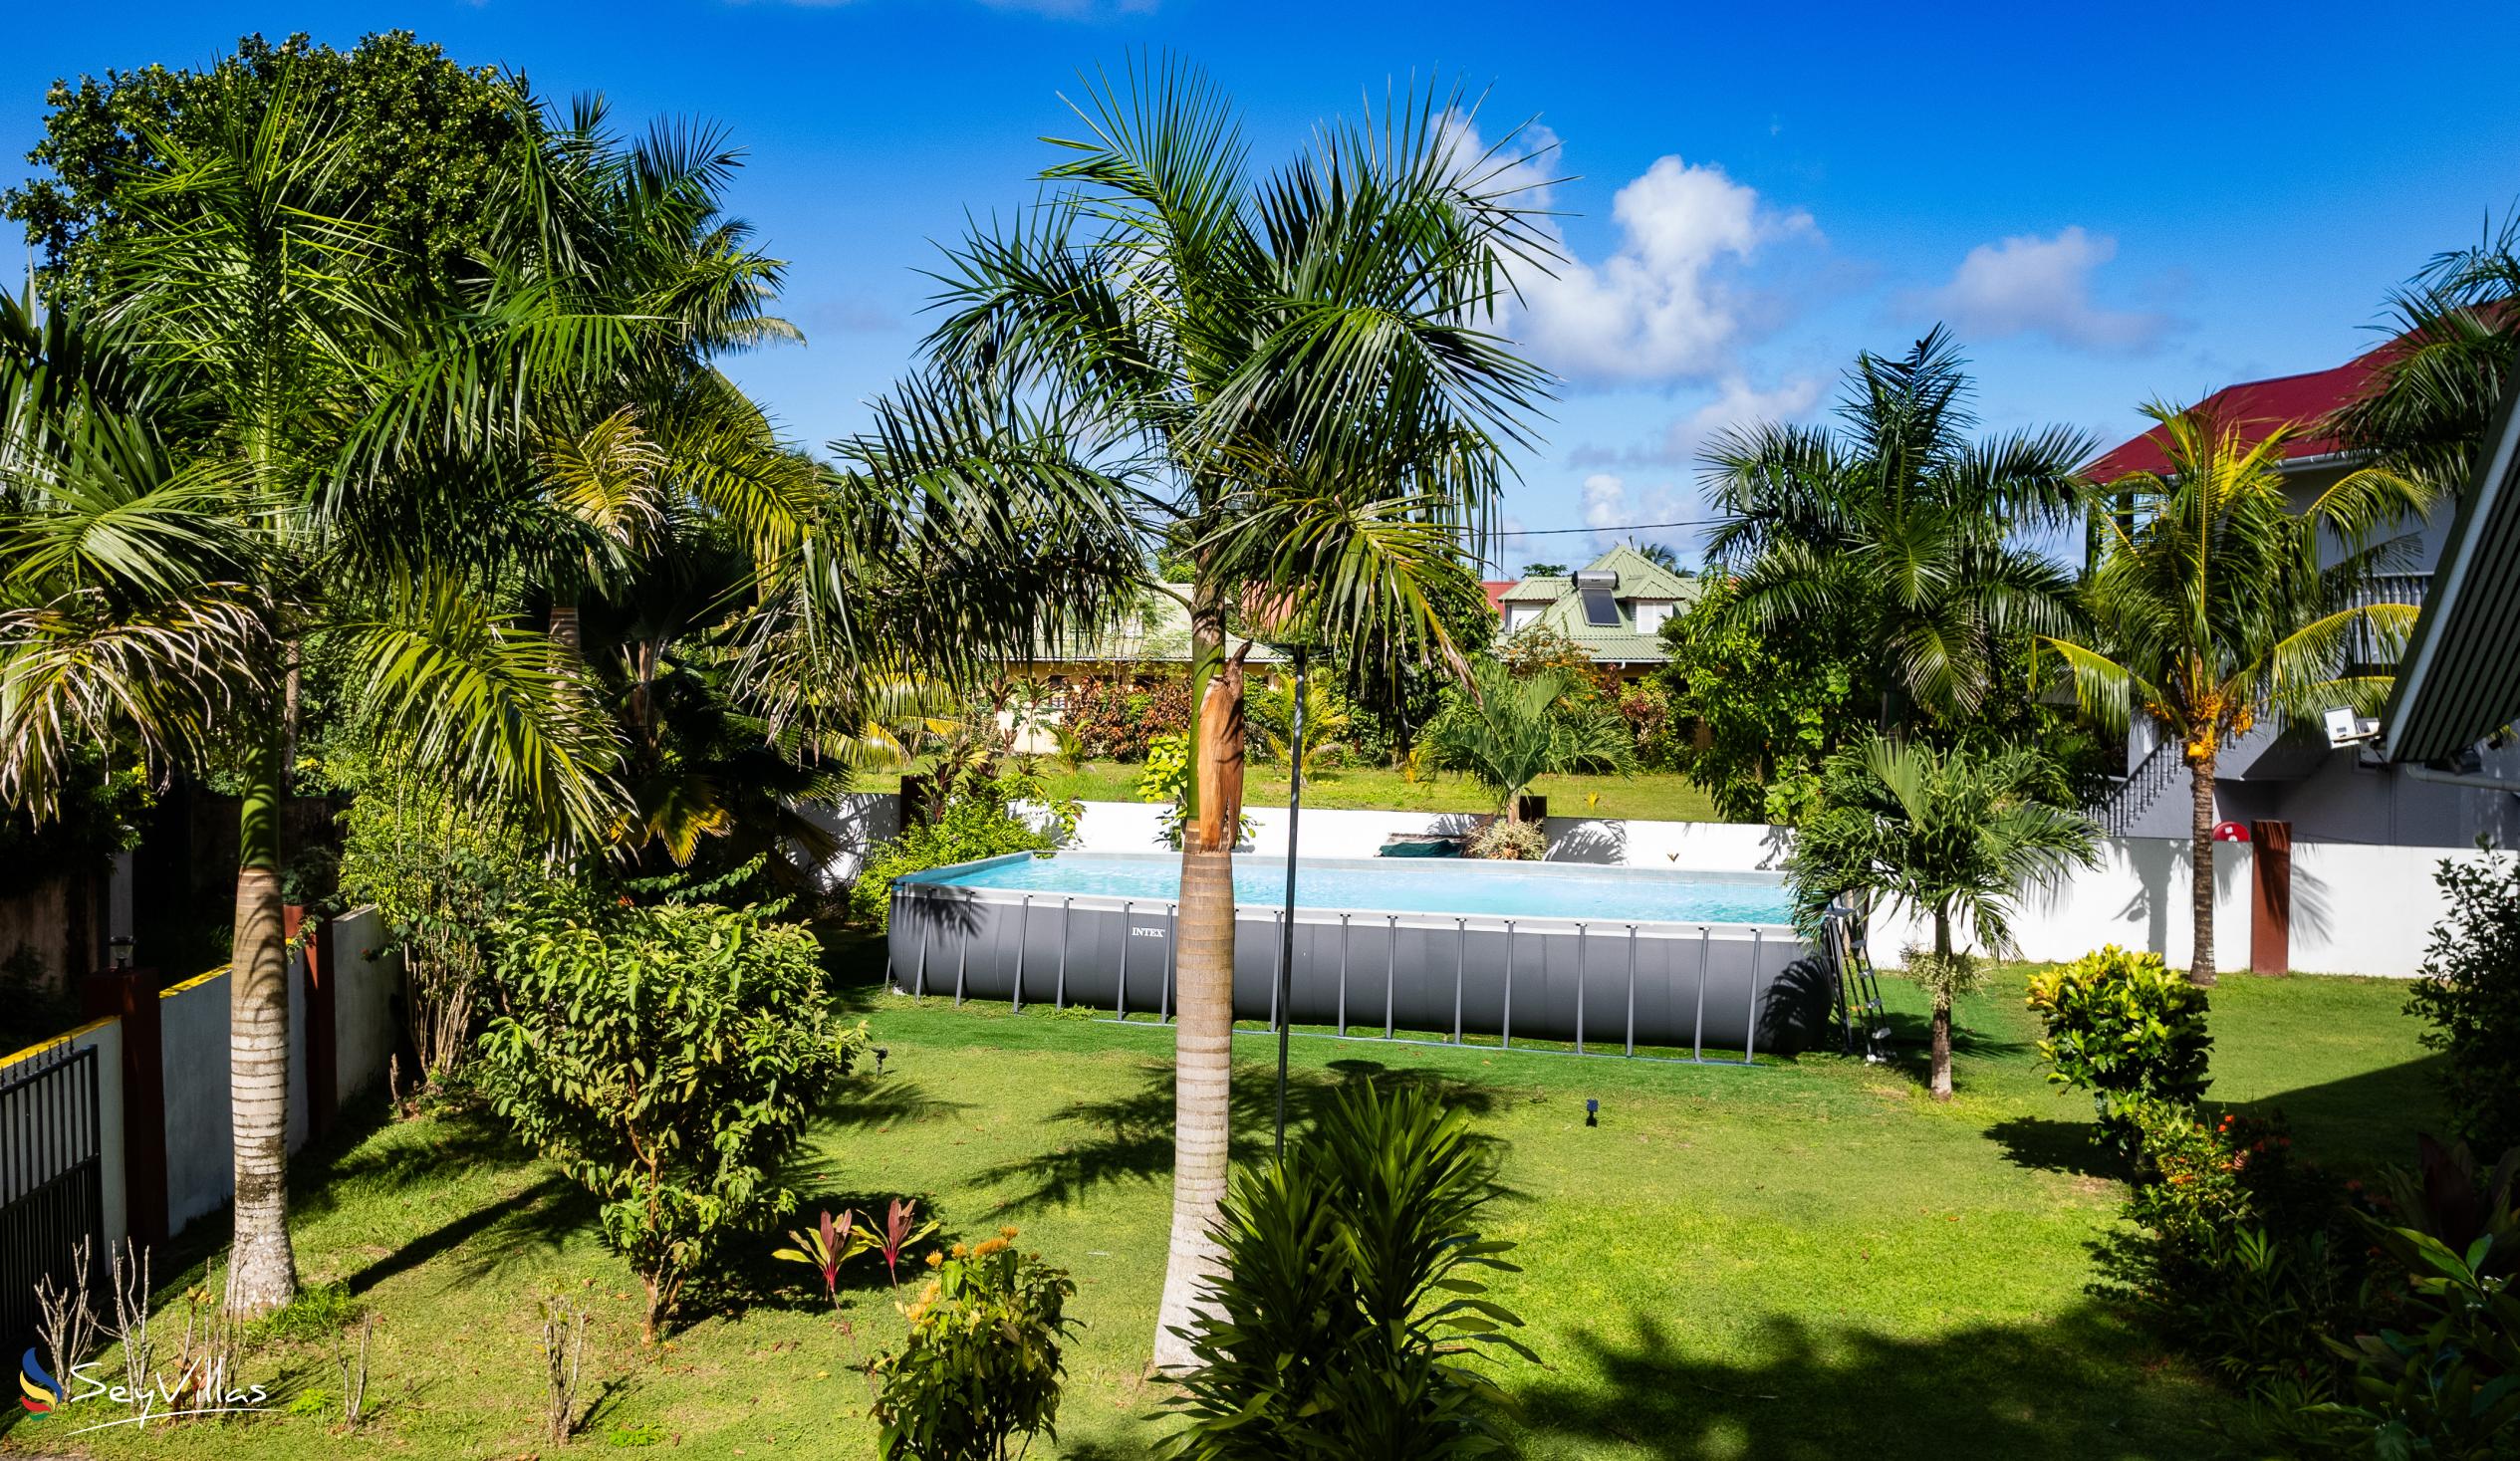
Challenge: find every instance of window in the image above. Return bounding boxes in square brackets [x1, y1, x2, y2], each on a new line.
[1634, 602, 1672, 634]
[1573, 571, 1621, 628]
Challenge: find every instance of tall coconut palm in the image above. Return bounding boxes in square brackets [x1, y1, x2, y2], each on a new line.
[1420, 659, 1635, 822]
[840, 60, 1554, 1367]
[2041, 406, 2430, 986]
[1787, 734, 2098, 1099]
[1701, 327, 2093, 728]
[0, 76, 635, 1316]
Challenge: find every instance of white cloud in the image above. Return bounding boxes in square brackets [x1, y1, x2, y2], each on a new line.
[1512, 156, 1814, 384]
[1910, 226, 2169, 355]
[1438, 120, 1814, 386]
[1573, 373, 1825, 468]
[1581, 472, 1631, 531]
[1575, 471, 1692, 553]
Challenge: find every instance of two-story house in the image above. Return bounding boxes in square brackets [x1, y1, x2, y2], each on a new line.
[1491, 544, 1699, 681]
[2085, 333, 2520, 849]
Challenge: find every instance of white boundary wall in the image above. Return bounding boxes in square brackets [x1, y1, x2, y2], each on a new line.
[1, 909, 405, 1247]
[1035, 800, 2471, 979]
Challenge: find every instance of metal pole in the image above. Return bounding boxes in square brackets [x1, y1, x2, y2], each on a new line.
[1276, 645, 1307, 1158]
[1117, 900, 1133, 1020]
[1270, 909, 1285, 1031]
[1502, 920, 1515, 1049]
[1575, 922, 1589, 1055]
[1745, 927, 1764, 1066]
[1337, 912, 1352, 1036]
[1012, 895, 1031, 1013]
[1693, 925, 1709, 1063]
[1055, 897, 1072, 1011]
[1161, 900, 1175, 1024]
[1385, 914, 1398, 1040]
[1452, 917, 1467, 1044]
[1625, 923, 1638, 1058]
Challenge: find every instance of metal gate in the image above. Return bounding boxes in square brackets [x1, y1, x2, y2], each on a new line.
[0, 1043, 105, 1359]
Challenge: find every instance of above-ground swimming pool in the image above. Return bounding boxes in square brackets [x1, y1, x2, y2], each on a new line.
[913, 852, 1795, 924]
[887, 852, 1841, 1060]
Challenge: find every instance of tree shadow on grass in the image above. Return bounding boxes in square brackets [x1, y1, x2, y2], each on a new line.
[2220, 1050, 2449, 1176]
[289, 1101, 533, 1224]
[1983, 1115, 2122, 1182]
[973, 1056, 1503, 1213]
[813, 1075, 971, 1134]
[1513, 1307, 2216, 1460]
[343, 1169, 590, 1298]
[1877, 1009, 2036, 1062]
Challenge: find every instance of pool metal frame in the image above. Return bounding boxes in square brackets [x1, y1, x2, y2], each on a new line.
[887, 853, 1853, 1068]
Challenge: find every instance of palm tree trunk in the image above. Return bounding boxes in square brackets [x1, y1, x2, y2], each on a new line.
[1152, 583, 1245, 1371]
[2187, 746, 2218, 988]
[550, 604, 583, 665]
[226, 739, 298, 1316]
[1929, 910, 1954, 1102]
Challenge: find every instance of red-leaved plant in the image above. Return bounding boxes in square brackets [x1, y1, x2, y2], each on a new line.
[876, 1198, 936, 1293]
[775, 1209, 858, 1311]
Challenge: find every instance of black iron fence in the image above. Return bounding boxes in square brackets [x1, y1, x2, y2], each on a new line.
[0, 1042, 105, 1360]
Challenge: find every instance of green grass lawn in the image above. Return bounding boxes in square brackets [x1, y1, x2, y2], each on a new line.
[879, 758, 1728, 824]
[5, 961, 2440, 1460]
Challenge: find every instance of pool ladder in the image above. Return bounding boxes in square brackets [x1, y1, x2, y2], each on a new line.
[1828, 902, 1890, 1064]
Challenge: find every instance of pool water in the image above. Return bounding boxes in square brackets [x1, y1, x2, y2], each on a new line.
[908, 852, 1795, 925]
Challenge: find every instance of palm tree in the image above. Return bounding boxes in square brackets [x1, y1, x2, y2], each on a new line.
[1701, 328, 2092, 727]
[1251, 672, 1351, 779]
[0, 78, 634, 1315]
[1420, 659, 1635, 822]
[840, 60, 1554, 1366]
[2327, 210, 2520, 496]
[2041, 407, 2430, 986]
[1787, 735, 2098, 1099]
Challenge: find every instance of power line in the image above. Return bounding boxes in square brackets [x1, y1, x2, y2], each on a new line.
[1490, 517, 1722, 538]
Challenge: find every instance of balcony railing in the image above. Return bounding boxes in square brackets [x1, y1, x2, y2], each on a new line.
[2343, 572, 2433, 669]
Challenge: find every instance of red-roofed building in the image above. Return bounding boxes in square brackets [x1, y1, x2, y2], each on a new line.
[2082, 329, 2518, 852]
[2084, 338, 2404, 482]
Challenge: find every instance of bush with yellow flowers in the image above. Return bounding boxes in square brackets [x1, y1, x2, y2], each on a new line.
[872, 1227, 1077, 1461]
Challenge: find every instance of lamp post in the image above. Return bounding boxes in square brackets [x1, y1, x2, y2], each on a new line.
[1274, 643, 1307, 1158]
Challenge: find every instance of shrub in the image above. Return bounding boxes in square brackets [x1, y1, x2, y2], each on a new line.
[1139, 732, 1254, 850]
[1061, 673, 1190, 761]
[2110, 1097, 2369, 1390]
[2405, 852, 2520, 1153]
[1466, 819, 1547, 861]
[1159, 1085, 1531, 1459]
[337, 764, 539, 1089]
[1614, 677, 1686, 771]
[851, 799, 1055, 930]
[2026, 946, 2213, 1160]
[2315, 1201, 2520, 1456]
[874, 1228, 1078, 1461]
[479, 900, 868, 1339]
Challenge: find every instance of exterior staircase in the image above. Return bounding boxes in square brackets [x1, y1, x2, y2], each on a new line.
[2089, 739, 2184, 837]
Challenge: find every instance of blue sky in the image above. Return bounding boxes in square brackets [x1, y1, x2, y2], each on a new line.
[12, 1, 2520, 573]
